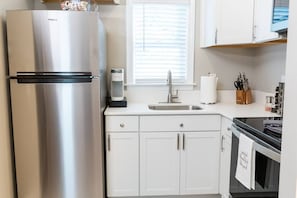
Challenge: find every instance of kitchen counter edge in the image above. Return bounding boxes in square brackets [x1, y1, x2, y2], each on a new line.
[104, 102, 278, 120]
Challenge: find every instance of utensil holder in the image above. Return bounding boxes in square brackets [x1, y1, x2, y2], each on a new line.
[245, 89, 252, 104]
[236, 89, 252, 104]
[236, 90, 245, 104]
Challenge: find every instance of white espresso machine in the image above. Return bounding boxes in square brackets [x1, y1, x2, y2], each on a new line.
[109, 68, 127, 107]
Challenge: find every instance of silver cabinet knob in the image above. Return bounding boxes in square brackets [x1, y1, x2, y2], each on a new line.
[221, 135, 225, 152]
[120, 123, 125, 128]
[227, 127, 231, 131]
[177, 134, 180, 150]
[180, 123, 184, 128]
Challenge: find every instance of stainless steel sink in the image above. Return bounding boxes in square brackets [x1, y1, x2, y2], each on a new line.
[148, 104, 203, 110]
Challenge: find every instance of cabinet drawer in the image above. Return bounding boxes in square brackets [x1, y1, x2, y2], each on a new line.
[140, 115, 221, 132]
[106, 116, 139, 132]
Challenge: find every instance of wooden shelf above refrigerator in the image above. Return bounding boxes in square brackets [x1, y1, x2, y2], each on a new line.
[41, 0, 120, 4]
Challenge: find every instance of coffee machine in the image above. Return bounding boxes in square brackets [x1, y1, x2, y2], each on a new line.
[109, 68, 127, 107]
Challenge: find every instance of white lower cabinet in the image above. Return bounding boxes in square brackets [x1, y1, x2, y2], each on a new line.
[106, 133, 139, 197]
[106, 115, 221, 197]
[105, 116, 139, 197]
[140, 131, 220, 196]
[180, 132, 220, 195]
[220, 140, 231, 198]
[219, 117, 233, 198]
[140, 115, 221, 196]
[140, 132, 180, 196]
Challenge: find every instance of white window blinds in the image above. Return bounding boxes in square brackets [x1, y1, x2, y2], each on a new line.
[127, 0, 195, 85]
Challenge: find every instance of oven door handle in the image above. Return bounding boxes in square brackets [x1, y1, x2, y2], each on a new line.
[231, 125, 281, 163]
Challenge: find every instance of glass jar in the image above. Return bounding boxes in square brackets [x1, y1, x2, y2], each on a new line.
[265, 96, 274, 112]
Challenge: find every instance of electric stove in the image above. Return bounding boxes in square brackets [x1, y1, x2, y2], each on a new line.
[233, 117, 282, 151]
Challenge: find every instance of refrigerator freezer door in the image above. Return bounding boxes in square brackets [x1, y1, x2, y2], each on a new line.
[10, 78, 104, 198]
[6, 10, 106, 76]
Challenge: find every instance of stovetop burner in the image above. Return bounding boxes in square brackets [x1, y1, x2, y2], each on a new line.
[233, 117, 282, 151]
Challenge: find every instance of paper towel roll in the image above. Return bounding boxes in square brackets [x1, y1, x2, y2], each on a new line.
[200, 75, 217, 104]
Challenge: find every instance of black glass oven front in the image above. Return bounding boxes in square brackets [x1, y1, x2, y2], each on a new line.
[230, 134, 280, 198]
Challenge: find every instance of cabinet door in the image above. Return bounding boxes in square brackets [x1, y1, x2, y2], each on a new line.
[140, 132, 180, 196]
[220, 137, 232, 198]
[219, 117, 233, 197]
[254, 0, 279, 42]
[180, 132, 220, 195]
[217, 0, 254, 45]
[106, 133, 139, 197]
[200, 0, 218, 47]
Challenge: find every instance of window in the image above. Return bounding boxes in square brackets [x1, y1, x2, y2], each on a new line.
[127, 0, 195, 85]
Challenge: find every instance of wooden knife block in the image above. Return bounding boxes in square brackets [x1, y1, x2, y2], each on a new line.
[236, 89, 252, 104]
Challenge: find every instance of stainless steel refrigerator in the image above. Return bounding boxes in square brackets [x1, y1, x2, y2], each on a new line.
[6, 10, 106, 198]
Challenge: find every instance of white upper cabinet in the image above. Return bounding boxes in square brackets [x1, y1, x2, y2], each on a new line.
[253, 0, 280, 42]
[200, 0, 218, 47]
[200, 0, 280, 47]
[216, 0, 255, 45]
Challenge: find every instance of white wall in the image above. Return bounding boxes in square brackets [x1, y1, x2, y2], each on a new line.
[254, 44, 287, 92]
[279, 0, 297, 196]
[0, 0, 33, 17]
[99, 1, 259, 91]
[0, 1, 34, 198]
[33, 1, 288, 93]
[99, 0, 286, 92]
[99, 0, 288, 93]
[34, 0, 259, 91]
[0, 17, 14, 198]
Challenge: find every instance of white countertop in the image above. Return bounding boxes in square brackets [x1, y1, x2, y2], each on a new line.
[104, 102, 278, 120]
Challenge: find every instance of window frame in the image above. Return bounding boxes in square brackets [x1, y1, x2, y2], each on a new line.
[126, 0, 196, 86]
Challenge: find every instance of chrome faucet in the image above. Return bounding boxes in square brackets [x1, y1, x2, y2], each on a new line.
[167, 70, 179, 103]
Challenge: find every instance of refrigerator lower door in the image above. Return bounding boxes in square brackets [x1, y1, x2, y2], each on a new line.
[10, 78, 104, 198]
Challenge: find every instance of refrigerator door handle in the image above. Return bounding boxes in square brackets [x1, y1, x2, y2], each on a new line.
[16, 72, 93, 76]
[12, 72, 96, 84]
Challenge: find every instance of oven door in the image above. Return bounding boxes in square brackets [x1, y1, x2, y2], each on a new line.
[230, 125, 280, 198]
